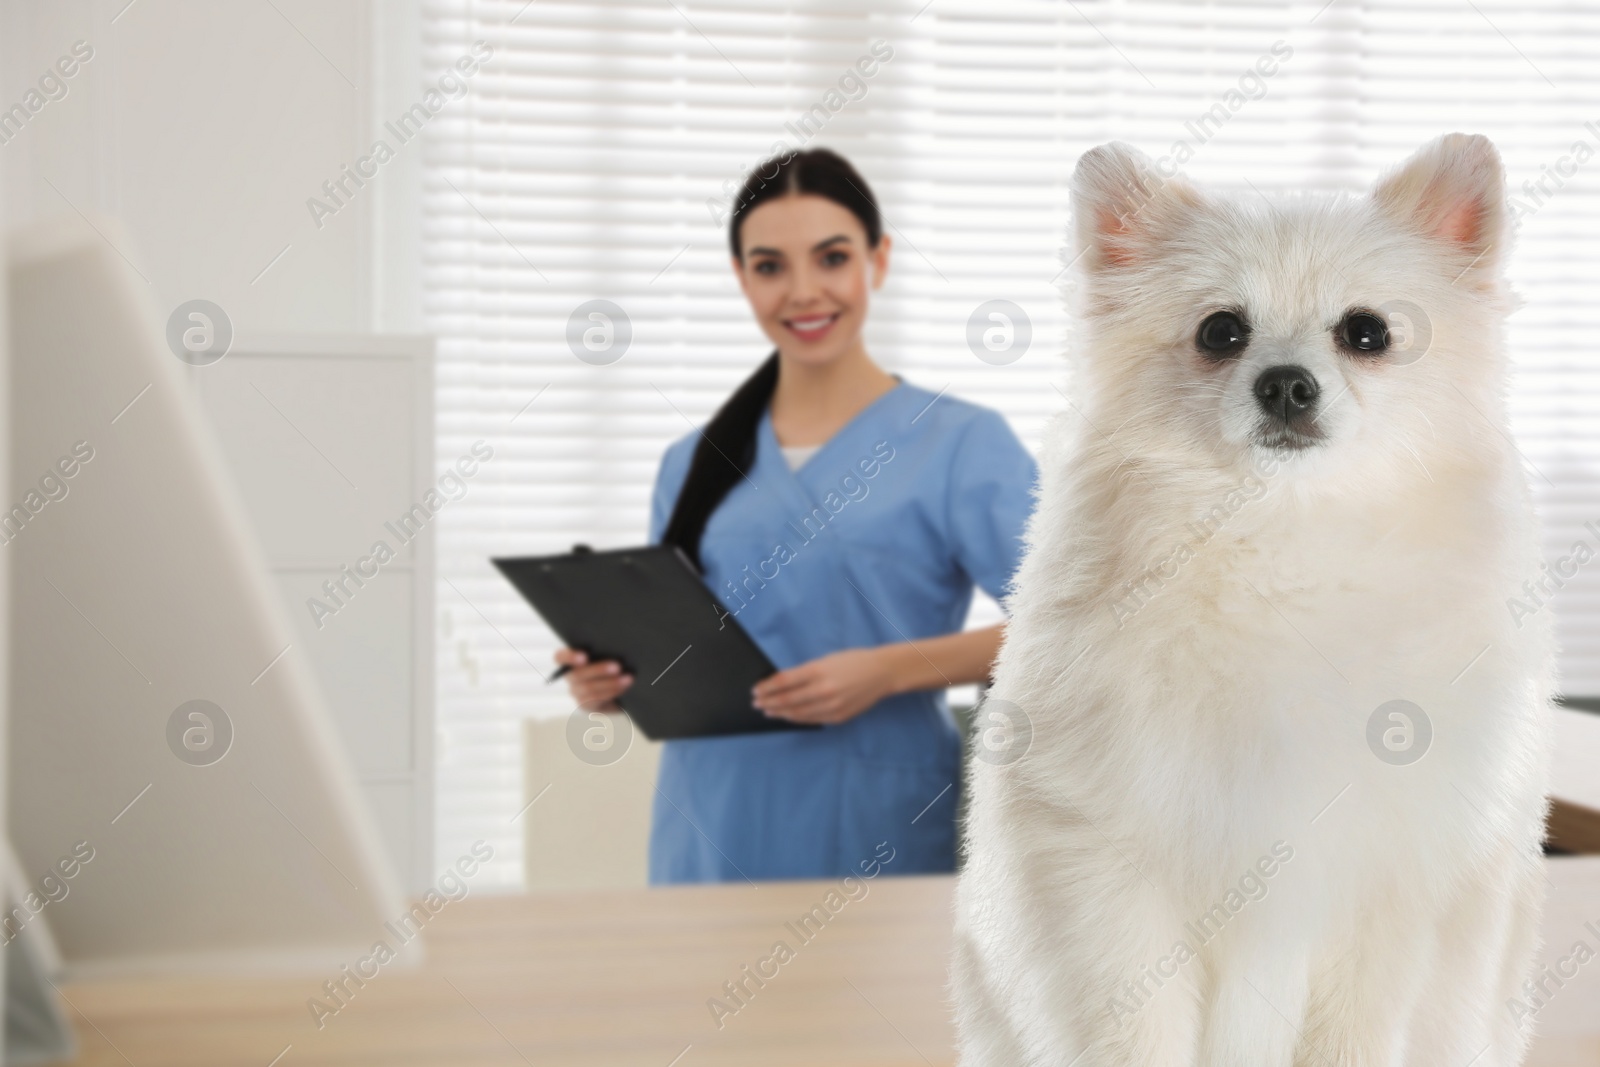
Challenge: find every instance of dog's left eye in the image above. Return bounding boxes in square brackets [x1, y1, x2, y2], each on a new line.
[1340, 311, 1389, 353]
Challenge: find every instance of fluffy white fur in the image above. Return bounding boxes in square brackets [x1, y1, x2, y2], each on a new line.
[952, 135, 1555, 1066]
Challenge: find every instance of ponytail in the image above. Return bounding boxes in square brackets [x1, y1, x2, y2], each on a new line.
[661, 351, 780, 570]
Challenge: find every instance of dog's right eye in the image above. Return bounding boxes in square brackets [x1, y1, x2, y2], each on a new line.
[1196, 311, 1249, 356]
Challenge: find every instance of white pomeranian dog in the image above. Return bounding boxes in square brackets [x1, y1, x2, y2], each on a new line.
[952, 134, 1555, 1066]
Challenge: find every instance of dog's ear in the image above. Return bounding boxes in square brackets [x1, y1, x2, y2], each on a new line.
[1373, 133, 1505, 274]
[1070, 142, 1204, 272]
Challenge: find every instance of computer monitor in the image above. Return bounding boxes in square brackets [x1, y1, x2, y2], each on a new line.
[7, 216, 405, 976]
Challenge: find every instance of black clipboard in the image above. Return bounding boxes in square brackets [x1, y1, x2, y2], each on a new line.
[493, 544, 815, 740]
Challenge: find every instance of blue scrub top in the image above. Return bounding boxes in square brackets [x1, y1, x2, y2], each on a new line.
[645, 377, 1037, 884]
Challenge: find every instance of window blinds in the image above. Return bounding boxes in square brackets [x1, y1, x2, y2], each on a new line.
[422, 0, 1600, 888]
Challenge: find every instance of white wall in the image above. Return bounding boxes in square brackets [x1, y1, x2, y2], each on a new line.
[1, 0, 421, 334]
[0, 45, 10, 1064]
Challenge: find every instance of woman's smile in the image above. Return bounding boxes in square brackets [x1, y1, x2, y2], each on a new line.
[783, 312, 841, 343]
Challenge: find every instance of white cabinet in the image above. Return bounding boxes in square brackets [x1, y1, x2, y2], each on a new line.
[191, 335, 435, 892]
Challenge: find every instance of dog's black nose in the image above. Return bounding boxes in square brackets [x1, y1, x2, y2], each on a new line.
[1254, 365, 1319, 423]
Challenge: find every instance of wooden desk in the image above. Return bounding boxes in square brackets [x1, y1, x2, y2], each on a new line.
[55, 862, 1600, 1066]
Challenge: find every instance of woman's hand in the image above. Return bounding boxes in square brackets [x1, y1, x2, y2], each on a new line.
[555, 648, 632, 711]
[752, 647, 895, 725]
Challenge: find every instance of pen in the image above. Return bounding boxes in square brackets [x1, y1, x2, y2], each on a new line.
[547, 664, 573, 684]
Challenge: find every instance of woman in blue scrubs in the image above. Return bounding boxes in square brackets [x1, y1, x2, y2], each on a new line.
[555, 149, 1037, 884]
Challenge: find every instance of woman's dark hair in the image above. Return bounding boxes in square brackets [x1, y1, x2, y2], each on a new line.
[661, 148, 881, 571]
